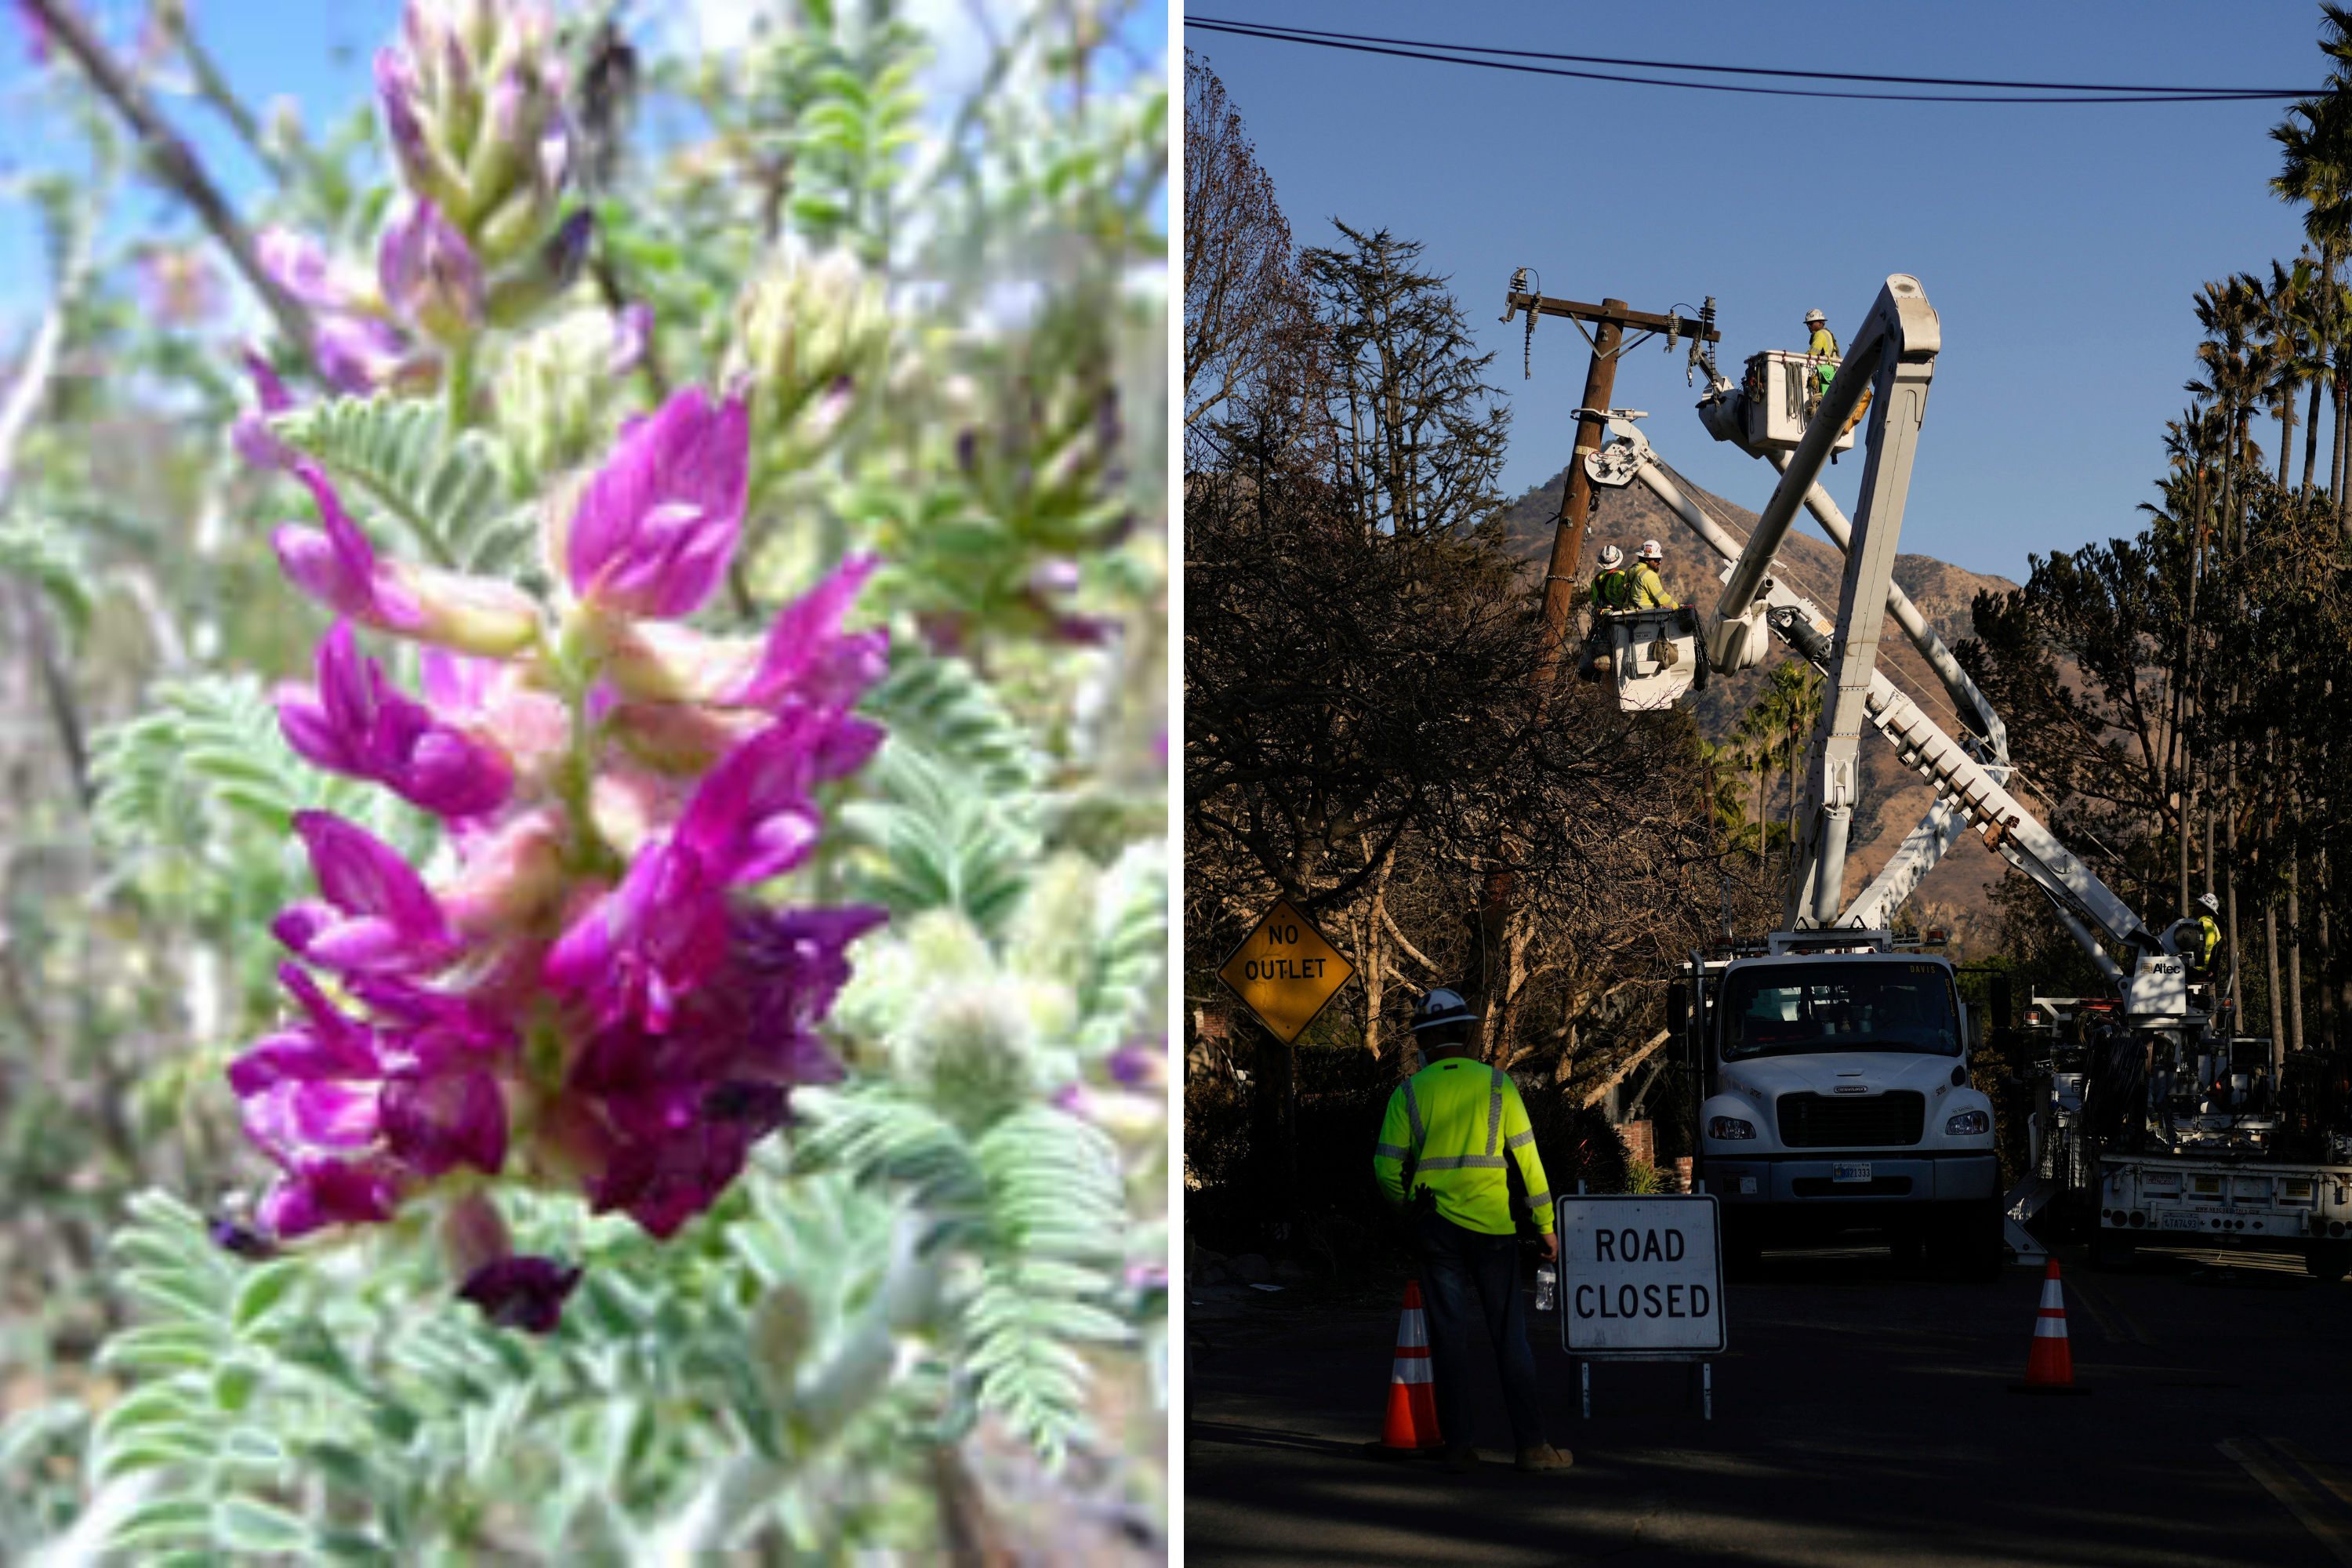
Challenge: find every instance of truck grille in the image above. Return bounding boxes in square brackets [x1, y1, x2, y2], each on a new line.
[1776, 1091, 1925, 1148]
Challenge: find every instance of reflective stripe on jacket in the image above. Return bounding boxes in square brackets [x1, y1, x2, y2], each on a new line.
[1592, 568, 1631, 609]
[1628, 563, 1678, 609]
[1372, 1058, 1555, 1235]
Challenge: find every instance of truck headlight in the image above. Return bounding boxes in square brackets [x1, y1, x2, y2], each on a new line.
[1708, 1116, 1757, 1141]
[1945, 1109, 1991, 1136]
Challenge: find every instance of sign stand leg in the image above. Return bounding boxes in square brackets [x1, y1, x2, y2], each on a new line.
[1579, 1358, 1591, 1420]
[1704, 1360, 1713, 1421]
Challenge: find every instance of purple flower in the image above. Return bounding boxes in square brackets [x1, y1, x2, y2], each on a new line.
[232, 349, 299, 472]
[375, 46, 453, 205]
[561, 903, 878, 1237]
[459, 1254, 581, 1334]
[274, 470, 541, 655]
[314, 314, 417, 395]
[258, 1156, 401, 1239]
[278, 621, 514, 818]
[565, 387, 749, 619]
[608, 302, 652, 376]
[378, 199, 483, 343]
[274, 810, 461, 978]
[724, 553, 890, 713]
[274, 470, 430, 633]
[258, 227, 354, 313]
[231, 963, 513, 1241]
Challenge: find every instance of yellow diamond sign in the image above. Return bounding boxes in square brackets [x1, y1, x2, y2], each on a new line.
[1217, 898, 1356, 1045]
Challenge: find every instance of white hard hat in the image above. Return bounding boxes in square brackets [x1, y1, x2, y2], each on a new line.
[2198, 891, 2220, 914]
[1638, 539, 1664, 562]
[1598, 543, 1624, 568]
[1804, 308, 1826, 325]
[1410, 988, 1481, 1033]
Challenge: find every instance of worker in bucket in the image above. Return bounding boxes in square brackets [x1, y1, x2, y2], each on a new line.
[1590, 543, 1632, 611]
[1370, 989, 1572, 1475]
[2161, 891, 2223, 978]
[1628, 540, 1679, 608]
[1805, 307, 1840, 390]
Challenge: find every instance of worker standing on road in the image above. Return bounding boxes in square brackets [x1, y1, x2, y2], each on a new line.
[1628, 540, 1679, 608]
[1372, 989, 1572, 1475]
[1591, 543, 1632, 611]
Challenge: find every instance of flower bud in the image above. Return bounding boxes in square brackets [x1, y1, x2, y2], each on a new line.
[379, 200, 485, 347]
[736, 249, 893, 435]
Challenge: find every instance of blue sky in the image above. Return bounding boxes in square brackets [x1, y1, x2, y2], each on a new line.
[0, 0, 1166, 335]
[1186, 2, 2328, 582]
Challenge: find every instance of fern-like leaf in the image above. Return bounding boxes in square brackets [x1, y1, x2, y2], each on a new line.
[270, 395, 529, 575]
[840, 739, 1037, 933]
[863, 649, 1045, 797]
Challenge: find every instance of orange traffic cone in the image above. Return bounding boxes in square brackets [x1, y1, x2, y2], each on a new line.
[2009, 1257, 2091, 1396]
[1367, 1280, 1444, 1455]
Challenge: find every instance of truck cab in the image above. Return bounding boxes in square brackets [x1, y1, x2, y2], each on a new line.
[1686, 932, 2002, 1277]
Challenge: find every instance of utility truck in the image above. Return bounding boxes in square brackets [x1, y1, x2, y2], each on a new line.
[1509, 271, 2352, 1276]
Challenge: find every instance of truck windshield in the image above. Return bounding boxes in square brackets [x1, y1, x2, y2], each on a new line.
[1719, 961, 1960, 1061]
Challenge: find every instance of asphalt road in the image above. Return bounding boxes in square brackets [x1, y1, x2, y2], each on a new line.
[1185, 1241, 2352, 1566]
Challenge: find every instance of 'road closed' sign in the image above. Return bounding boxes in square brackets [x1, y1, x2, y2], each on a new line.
[1556, 1194, 1726, 1356]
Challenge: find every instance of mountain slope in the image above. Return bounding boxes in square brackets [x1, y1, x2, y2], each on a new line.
[1499, 456, 2023, 953]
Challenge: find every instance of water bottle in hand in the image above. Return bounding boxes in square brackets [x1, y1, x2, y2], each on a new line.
[1534, 1261, 1557, 1312]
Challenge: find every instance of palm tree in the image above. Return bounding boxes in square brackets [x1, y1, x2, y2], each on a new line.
[2271, 6, 2352, 531]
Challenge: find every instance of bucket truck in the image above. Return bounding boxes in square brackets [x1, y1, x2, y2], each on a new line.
[1522, 271, 2352, 1277]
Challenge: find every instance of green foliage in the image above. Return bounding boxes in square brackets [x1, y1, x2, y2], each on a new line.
[270, 396, 532, 576]
[842, 739, 1042, 935]
[0, 514, 92, 631]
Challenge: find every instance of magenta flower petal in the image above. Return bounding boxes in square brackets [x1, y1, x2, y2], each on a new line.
[231, 350, 299, 472]
[566, 387, 748, 618]
[273, 471, 426, 631]
[257, 1156, 399, 1239]
[278, 622, 512, 818]
[381, 1066, 507, 1176]
[278, 811, 459, 978]
[724, 553, 888, 712]
[459, 1254, 581, 1334]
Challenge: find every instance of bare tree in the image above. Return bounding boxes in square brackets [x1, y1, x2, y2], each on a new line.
[1183, 50, 1301, 439]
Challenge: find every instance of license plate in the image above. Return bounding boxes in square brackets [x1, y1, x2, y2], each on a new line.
[2159, 1210, 2206, 1231]
[1833, 1163, 1871, 1183]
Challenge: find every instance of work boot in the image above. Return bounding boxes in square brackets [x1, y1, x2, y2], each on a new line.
[1515, 1443, 1573, 1472]
[1441, 1443, 1480, 1473]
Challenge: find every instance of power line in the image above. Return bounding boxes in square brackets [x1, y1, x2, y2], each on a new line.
[1186, 17, 2314, 105]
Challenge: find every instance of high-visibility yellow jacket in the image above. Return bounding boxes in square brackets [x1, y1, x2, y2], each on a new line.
[1591, 568, 1631, 610]
[1628, 562, 1678, 609]
[1809, 327, 1839, 359]
[2198, 914, 2221, 965]
[1373, 1057, 1555, 1236]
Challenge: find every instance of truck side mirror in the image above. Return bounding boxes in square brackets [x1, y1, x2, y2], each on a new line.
[1989, 975, 2013, 1033]
[1668, 982, 1689, 1035]
[1962, 1001, 1983, 1056]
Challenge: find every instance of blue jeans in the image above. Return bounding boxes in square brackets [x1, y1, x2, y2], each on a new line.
[1412, 1209, 1546, 1450]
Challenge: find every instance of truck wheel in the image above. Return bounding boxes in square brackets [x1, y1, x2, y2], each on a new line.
[2306, 1241, 2352, 1283]
[1889, 1232, 1924, 1271]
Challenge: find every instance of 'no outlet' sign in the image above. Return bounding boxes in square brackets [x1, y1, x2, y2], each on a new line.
[1556, 1194, 1726, 1356]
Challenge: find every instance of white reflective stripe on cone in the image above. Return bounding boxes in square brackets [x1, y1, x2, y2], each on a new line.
[1391, 1356, 1433, 1385]
[2034, 1315, 2069, 1338]
[2041, 1278, 2065, 1310]
[1397, 1310, 1428, 1348]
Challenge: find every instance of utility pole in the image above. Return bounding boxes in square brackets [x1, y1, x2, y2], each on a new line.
[1501, 283, 1720, 680]
[1465, 284, 1721, 1050]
